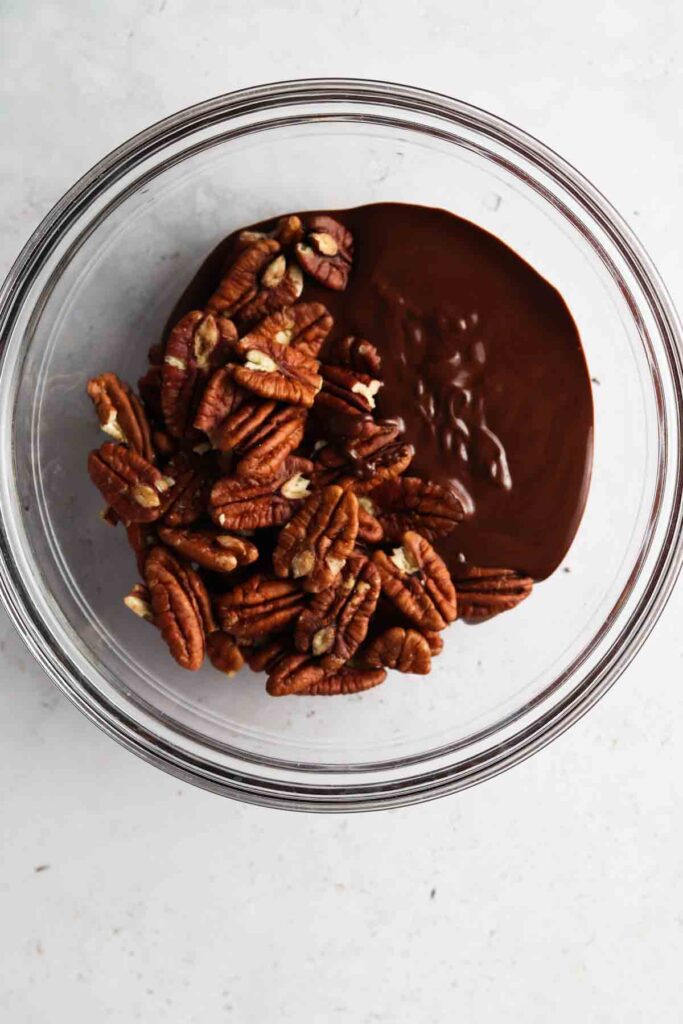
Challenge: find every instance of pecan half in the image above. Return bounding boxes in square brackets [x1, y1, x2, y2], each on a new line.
[226, 401, 307, 482]
[363, 627, 432, 675]
[331, 335, 381, 377]
[157, 526, 258, 573]
[144, 546, 215, 670]
[215, 575, 305, 640]
[162, 453, 211, 527]
[87, 372, 154, 461]
[294, 553, 381, 668]
[313, 423, 414, 493]
[315, 363, 382, 437]
[244, 639, 289, 674]
[236, 214, 304, 251]
[207, 632, 244, 676]
[298, 666, 386, 696]
[454, 567, 533, 622]
[231, 336, 322, 408]
[193, 367, 244, 440]
[273, 485, 359, 593]
[424, 631, 444, 656]
[373, 531, 457, 631]
[209, 456, 313, 531]
[295, 215, 354, 291]
[162, 311, 236, 437]
[239, 302, 333, 359]
[88, 443, 173, 523]
[207, 238, 280, 316]
[207, 239, 304, 328]
[368, 476, 465, 542]
[266, 653, 328, 696]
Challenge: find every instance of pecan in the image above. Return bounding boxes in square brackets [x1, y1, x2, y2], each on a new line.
[357, 498, 384, 545]
[368, 476, 464, 542]
[207, 239, 304, 328]
[295, 215, 354, 291]
[209, 456, 313, 531]
[229, 403, 307, 482]
[162, 311, 236, 437]
[162, 453, 211, 527]
[144, 546, 215, 670]
[363, 627, 432, 675]
[298, 666, 386, 696]
[123, 582, 153, 622]
[244, 639, 288, 674]
[266, 653, 328, 696]
[207, 238, 280, 316]
[273, 485, 359, 593]
[239, 302, 333, 359]
[294, 553, 380, 669]
[88, 443, 174, 523]
[193, 367, 243, 440]
[87, 372, 154, 462]
[207, 631, 244, 676]
[236, 214, 304, 251]
[454, 567, 533, 622]
[313, 423, 414, 493]
[424, 631, 444, 656]
[126, 522, 157, 575]
[152, 429, 176, 459]
[215, 575, 305, 640]
[157, 526, 258, 573]
[373, 531, 457, 631]
[315, 363, 382, 437]
[331, 335, 381, 377]
[231, 336, 322, 408]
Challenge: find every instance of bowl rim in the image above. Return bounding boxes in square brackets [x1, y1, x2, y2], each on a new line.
[1, 77, 682, 811]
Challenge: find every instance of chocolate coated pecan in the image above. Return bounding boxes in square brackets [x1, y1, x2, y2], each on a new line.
[88, 443, 174, 523]
[239, 302, 333, 359]
[363, 627, 432, 675]
[207, 631, 244, 676]
[273, 485, 359, 593]
[209, 456, 312, 531]
[368, 476, 464, 542]
[216, 575, 305, 640]
[331, 335, 381, 377]
[231, 336, 322, 408]
[87, 372, 154, 461]
[144, 546, 215, 670]
[162, 311, 236, 437]
[298, 666, 386, 696]
[454, 567, 533, 622]
[295, 216, 354, 291]
[294, 553, 381, 668]
[373, 531, 457, 631]
[157, 526, 258, 573]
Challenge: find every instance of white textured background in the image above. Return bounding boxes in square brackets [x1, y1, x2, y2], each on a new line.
[2, 2, 683, 1021]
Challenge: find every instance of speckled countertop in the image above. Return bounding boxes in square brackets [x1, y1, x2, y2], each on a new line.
[2, 2, 683, 1021]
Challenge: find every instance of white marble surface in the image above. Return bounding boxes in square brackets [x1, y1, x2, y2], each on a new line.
[2, 1, 683, 1020]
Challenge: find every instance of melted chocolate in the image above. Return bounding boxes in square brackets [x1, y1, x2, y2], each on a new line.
[168, 203, 593, 581]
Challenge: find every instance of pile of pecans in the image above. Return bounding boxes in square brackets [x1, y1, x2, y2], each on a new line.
[87, 213, 533, 696]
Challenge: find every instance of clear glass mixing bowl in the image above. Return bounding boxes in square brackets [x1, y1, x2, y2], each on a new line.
[1, 79, 682, 811]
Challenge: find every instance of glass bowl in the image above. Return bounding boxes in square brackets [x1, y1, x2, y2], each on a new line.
[1, 79, 682, 812]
